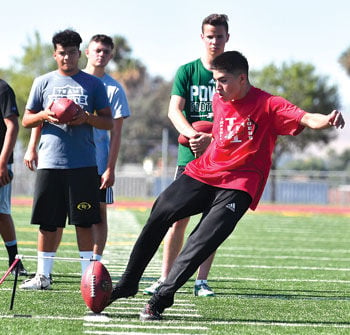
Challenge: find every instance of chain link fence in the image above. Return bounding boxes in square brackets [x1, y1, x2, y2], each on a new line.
[11, 144, 350, 205]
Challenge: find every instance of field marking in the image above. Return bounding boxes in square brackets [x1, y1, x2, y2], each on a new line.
[109, 307, 199, 313]
[85, 332, 202, 335]
[218, 264, 350, 271]
[231, 236, 348, 243]
[254, 230, 348, 236]
[83, 319, 350, 330]
[2, 314, 348, 332]
[84, 323, 208, 330]
[213, 276, 350, 284]
[3, 314, 349, 330]
[216, 253, 350, 262]
[1, 314, 84, 320]
[208, 320, 350, 329]
[107, 297, 193, 304]
[106, 310, 202, 318]
[220, 246, 350, 254]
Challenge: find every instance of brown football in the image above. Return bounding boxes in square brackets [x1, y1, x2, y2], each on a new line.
[80, 261, 112, 313]
[50, 98, 79, 123]
[178, 120, 213, 147]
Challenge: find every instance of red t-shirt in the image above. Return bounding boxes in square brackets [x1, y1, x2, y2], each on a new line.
[184, 86, 306, 210]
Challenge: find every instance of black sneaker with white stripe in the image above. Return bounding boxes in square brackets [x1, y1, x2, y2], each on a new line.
[107, 284, 138, 307]
[139, 303, 162, 321]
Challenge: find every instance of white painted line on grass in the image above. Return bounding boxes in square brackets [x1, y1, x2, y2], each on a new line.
[109, 297, 192, 304]
[84, 314, 112, 322]
[214, 276, 350, 284]
[84, 323, 208, 330]
[218, 264, 350, 271]
[85, 332, 203, 335]
[109, 307, 198, 313]
[216, 253, 350, 262]
[209, 320, 350, 329]
[220, 246, 350, 254]
[108, 310, 202, 318]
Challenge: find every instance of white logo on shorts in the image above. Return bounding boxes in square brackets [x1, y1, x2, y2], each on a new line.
[225, 203, 236, 212]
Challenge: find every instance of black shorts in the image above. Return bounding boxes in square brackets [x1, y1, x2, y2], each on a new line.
[174, 166, 186, 180]
[31, 167, 101, 231]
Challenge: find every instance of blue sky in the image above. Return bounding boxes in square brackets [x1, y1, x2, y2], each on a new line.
[1, 0, 349, 146]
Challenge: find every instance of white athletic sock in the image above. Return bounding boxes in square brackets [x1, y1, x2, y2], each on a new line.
[195, 279, 208, 286]
[37, 251, 55, 278]
[92, 254, 102, 261]
[80, 251, 93, 275]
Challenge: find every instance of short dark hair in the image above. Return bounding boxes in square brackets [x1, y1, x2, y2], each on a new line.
[202, 14, 229, 33]
[211, 51, 249, 75]
[89, 34, 114, 50]
[52, 29, 82, 50]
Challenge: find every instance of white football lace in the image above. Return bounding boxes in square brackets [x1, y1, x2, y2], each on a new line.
[90, 275, 96, 297]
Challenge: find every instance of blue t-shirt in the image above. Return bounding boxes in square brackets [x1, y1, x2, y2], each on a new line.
[26, 70, 110, 169]
[93, 74, 130, 175]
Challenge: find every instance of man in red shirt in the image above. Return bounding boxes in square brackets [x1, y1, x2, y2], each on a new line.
[107, 51, 345, 321]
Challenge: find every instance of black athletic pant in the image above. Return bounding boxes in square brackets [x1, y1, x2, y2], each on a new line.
[118, 174, 252, 311]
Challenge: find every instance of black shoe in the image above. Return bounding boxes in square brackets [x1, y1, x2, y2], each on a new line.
[139, 303, 162, 321]
[11, 262, 28, 276]
[107, 285, 138, 306]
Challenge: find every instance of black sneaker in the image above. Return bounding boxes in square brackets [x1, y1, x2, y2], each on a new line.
[139, 303, 162, 321]
[107, 285, 138, 306]
[11, 262, 28, 276]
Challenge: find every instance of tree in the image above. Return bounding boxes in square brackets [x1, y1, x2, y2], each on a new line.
[117, 75, 177, 165]
[282, 156, 327, 171]
[0, 31, 56, 144]
[251, 62, 340, 201]
[327, 148, 350, 171]
[339, 47, 350, 76]
[14, 31, 56, 77]
[110, 35, 146, 93]
[107, 35, 177, 165]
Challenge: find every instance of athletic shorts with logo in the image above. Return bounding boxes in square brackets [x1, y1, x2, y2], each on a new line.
[31, 167, 101, 231]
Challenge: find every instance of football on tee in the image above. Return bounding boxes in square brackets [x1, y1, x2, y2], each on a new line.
[178, 120, 213, 147]
[80, 261, 112, 313]
[50, 98, 79, 123]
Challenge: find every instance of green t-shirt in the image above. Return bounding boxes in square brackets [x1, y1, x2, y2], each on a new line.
[171, 58, 215, 165]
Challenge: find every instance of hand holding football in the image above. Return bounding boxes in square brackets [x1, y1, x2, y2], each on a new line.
[178, 120, 213, 147]
[80, 261, 112, 313]
[50, 98, 80, 124]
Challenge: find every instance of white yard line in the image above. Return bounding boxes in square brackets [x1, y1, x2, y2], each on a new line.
[85, 332, 203, 335]
[217, 264, 350, 271]
[219, 246, 350, 254]
[216, 253, 350, 262]
[212, 276, 350, 284]
[2, 314, 348, 330]
[84, 323, 207, 330]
